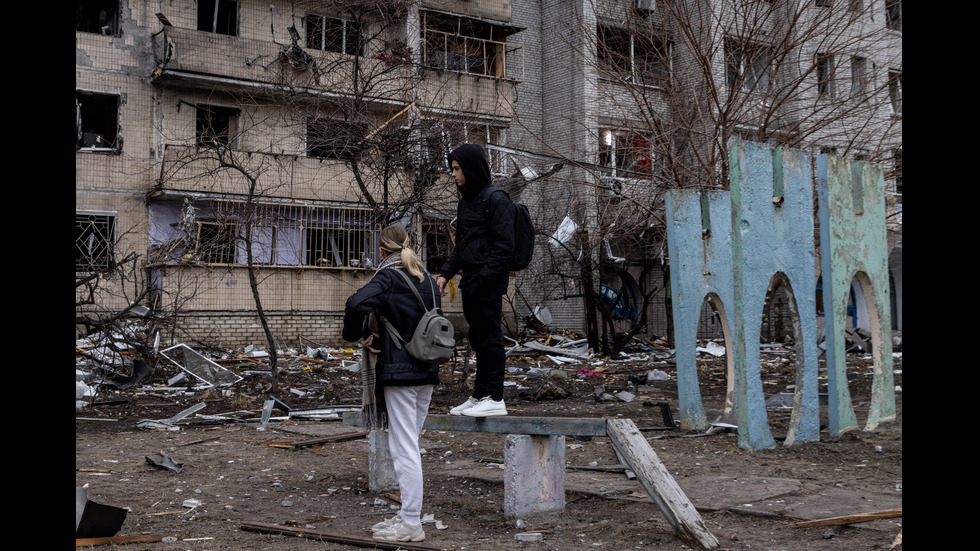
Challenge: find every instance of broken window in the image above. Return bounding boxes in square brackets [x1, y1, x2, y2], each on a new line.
[849, 56, 868, 99]
[76, 91, 120, 151]
[307, 118, 369, 160]
[155, 201, 380, 269]
[815, 53, 835, 99]
[422, 12, 512, 78]
[198, 0, 238, 36]
[888, 69, 902, 115]
[430, 120, 503, 173]
[597, 25, 671, 87]
[298, 205, 377, 268]
[76, 0, 119, 35]
[422, 220, 454, 273]
[599, 129, 655, 179]
[725, 39, 773, 92]
[76, 211, 116, 273]
[196, 104, 239, 148]
[885, 0, 902, 32]
[195, 220, 239, 264]
[305, 14, 364, 56]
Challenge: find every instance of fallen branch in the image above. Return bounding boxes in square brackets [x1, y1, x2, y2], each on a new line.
[239, 521, 454, 550]
[795, 509, 902, 528]
[75, 534, 178, 546]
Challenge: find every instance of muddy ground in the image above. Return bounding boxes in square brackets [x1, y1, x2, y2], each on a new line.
[76, 343, 902, 550]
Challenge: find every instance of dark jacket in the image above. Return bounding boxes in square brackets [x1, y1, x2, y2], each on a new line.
[440, 144, 516, 295]
[342, 268, 441, 387]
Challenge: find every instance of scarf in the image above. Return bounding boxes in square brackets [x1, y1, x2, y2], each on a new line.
[360, 251, 404, 430]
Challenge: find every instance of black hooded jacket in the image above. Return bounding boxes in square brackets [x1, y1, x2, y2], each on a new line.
[440, 144, 516, 295]
[342, 268, 441, 387]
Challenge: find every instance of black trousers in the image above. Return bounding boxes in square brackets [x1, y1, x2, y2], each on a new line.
[461, 286, 506, 401]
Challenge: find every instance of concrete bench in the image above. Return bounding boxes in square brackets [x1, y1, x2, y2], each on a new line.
[343, 412, 719, 549]
[345, 413, 602, 518]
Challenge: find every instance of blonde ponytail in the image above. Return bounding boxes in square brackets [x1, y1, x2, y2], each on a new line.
[379, 225, 425, 281]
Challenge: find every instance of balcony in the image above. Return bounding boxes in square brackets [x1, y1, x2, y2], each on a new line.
[151, 26, 515, 119]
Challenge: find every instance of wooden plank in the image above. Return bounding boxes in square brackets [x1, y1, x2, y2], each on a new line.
[239, 521, 454, 550]
[75, 534, 178, 546]
[606, 418, 719, 550]
[795, 509, 902, 528]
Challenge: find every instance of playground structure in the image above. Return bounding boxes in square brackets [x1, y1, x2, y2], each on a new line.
[665, 139, 895, 450]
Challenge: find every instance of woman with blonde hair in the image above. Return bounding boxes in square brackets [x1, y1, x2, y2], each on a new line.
[343, 224, 440, 543]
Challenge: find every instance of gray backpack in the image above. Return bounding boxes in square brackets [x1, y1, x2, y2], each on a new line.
[379, 269, 455, 365]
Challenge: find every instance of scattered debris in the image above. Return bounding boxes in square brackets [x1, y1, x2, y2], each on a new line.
[240, 520, 454, 550]
[76, 486, 128, 539]
[161, 344, 243, 388]
[137, 402, 206, 431]
[794, 509, 902, 528]
[145, 453, 183, 473]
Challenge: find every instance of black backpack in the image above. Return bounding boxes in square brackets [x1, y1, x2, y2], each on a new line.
[479, 186, 535, 271]
[378, 269, 455, 365]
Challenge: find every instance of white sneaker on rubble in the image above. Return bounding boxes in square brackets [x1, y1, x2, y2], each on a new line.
[372, 518, 426, 542]
[370, 514, 403, 533]
[461, 396, 507, 417]
[449, 396, 479, 416]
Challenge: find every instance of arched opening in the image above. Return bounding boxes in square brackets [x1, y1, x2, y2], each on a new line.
[759, 272, 806, 441]
[846, 271, 885, 428]
[695, 293, 734, 417]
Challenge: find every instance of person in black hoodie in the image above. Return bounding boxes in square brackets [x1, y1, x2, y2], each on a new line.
[343, 224, 439, 543]
[436, 143, 516, 418]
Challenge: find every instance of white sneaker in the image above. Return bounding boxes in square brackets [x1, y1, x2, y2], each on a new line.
[449, 396, 479, 416]
[461, 396, 507, 417]
[373, 519, 426, 542]
[370, 514, 402, 533]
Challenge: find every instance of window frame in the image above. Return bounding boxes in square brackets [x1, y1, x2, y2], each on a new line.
[885, 0, 902, 32]
[75, 0, 120, 36]
[888, 69, 902, 115]
[421, 12, 511, 78]
[76, 90, 122, 152]
[598, 128, 656, 180]
[197, 0, 239, 36]
[597, 24, 671, 88]
[159, 201, 381, 270]
[194, 219, 240, 264]
[196, 104, 240, 149]
[724, 38, 774, 93]
[76, 210, 117, 273]
[305, 14, 365, 56]
[815, 52, 836, 100]
[849, 55, 868, 100]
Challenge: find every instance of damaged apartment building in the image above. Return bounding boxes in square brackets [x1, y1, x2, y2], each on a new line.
[76, 0, 902, 350]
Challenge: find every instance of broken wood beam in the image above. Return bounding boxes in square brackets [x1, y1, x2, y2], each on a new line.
[289, 431, 369, 448]
[239, 521, 454, 550]
[75, 534, 178, 546]
[606, 418, 720, 550]
[795, 509, 902, 528]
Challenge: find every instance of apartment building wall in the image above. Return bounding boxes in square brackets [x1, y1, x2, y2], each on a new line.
[77, 0, 901, 348]
[77, 0, 524, 348]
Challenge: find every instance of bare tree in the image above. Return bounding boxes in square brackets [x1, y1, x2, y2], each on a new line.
[149, 0, 472, 392]
[511, 0, 900, 355]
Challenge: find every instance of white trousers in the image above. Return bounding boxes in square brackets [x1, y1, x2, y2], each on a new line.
[383, 384, 433, 525]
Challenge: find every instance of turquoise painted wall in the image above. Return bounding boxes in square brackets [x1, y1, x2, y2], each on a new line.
[817, 155, 895, 435]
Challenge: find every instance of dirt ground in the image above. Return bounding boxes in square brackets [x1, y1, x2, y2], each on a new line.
[76, 344, 902, 551]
